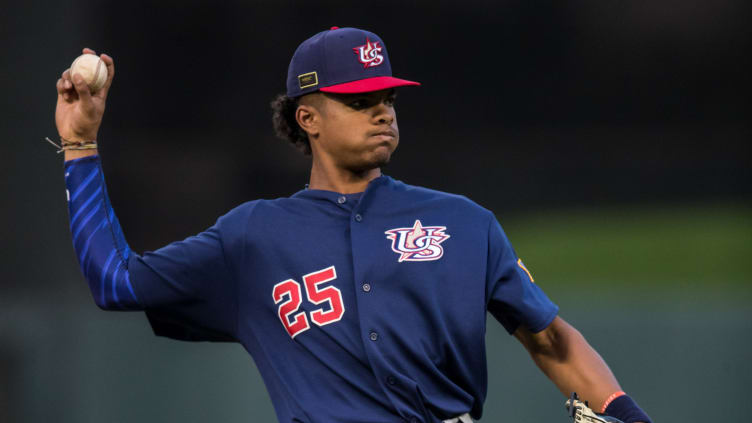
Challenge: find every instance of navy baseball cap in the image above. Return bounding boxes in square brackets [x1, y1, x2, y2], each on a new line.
[286, 26, 420, 98]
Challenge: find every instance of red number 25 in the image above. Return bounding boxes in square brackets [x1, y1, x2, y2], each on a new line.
[272, 266, 345, 338]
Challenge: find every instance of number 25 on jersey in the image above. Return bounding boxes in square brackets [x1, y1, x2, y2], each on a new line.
[272, 266, 345, 338]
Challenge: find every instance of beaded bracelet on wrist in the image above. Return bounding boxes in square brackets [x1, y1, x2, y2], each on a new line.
[44, 137, 97, 153]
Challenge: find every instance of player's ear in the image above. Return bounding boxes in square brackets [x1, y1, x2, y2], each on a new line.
[295, 104, 318, 137]
[296, 93, 323, 138]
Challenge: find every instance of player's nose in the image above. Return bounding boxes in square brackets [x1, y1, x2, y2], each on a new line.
[372, 103, 395, 125]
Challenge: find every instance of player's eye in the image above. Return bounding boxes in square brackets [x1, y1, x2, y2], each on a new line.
[348, 90, 395, 109]
[349, 98, 370, 109]
[384, 90, 397, 106]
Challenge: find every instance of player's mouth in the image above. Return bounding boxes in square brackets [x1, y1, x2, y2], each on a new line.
[369, 128, 397, 142]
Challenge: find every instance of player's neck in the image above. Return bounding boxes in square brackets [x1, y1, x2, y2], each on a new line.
[308, 159, 381, 194]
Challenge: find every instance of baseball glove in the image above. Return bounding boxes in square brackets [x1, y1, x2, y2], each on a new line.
[566, 392, 624, 423]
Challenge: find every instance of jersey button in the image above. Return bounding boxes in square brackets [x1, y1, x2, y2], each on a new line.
[354, 213, 363, 222]
[362, 283, 371, 292]
[337, 196, 346, 204]
[386, 376, 396, 385]
[369, 331, 378, 341]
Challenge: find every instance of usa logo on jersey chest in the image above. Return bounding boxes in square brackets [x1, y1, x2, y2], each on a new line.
[385, 220, 450, 262]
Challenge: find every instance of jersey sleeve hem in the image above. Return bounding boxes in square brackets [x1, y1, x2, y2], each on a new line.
[524, 305, 559, 334]
[144, 309, 237, 342]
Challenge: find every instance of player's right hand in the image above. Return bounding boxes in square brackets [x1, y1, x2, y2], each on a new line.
[55, 47, 115, 142]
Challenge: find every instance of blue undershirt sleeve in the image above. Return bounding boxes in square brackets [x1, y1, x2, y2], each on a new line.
[65, 155, 142, 310]
[486, 216, 559, 334]
[65, 155, 237, 341]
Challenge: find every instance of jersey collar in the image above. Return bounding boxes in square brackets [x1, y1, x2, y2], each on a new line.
[291, 174, 391, 204]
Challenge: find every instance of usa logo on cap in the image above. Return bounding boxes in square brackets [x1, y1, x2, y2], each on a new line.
[353, 38, 384, 69]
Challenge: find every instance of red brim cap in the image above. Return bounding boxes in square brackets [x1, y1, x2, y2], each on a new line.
[320, 76, 420, 94]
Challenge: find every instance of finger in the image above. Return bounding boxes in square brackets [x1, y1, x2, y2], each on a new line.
[62, 69, 74, 91]
[61, 88, 73, 102]
[58, 74, 75, 101]
[56, 78, 74, 102]
[83, 47, 96, 55]
[56, 78, 71, 103]
[98, 53, 115, 97]
[72, 73, 92, 104]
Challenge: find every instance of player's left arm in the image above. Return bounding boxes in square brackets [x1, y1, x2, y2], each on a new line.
[514, 316, 619, 405]
[514, 316, 649, 423]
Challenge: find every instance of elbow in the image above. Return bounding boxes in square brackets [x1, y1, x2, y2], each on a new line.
[87, 267, 142, 310]
[93, 294, 121, 310]
[541, 318, 588, 363]
[518, 316, 581, 362]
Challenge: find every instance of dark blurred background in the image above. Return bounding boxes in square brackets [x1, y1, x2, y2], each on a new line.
[1, 1, 750, 422]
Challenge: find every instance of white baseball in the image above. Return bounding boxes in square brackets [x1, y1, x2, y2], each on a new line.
[70, 53, 108, 92]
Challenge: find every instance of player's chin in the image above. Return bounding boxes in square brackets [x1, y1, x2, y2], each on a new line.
[370, 143, 396, 167]
[351, 147, 393, 172]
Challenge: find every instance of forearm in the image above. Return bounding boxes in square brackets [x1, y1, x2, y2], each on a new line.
[517, 316, 651, 423]
[516, 317, 620, 408]
[65, 154, 142, 310]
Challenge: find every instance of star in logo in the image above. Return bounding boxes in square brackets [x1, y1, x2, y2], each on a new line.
[385, 220, 450, 262]
[353, 37, 384, 69]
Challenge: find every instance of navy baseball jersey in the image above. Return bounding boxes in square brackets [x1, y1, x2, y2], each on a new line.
[65, 155, 559, 423]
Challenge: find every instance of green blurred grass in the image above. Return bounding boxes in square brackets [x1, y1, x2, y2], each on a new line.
[499, 203, 752, 292]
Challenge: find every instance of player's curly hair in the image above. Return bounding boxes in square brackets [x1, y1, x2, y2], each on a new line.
[271, 94, 311, 155]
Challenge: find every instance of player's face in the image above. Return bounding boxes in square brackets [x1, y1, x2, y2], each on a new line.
[315, 89, 399, 172]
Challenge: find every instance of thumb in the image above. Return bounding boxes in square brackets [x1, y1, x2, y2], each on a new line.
[72, 74, 93, 105]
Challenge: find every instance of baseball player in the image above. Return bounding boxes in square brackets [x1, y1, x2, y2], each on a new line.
[55, 27, 651, 423]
